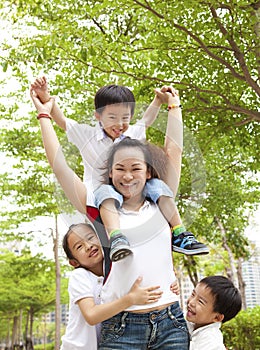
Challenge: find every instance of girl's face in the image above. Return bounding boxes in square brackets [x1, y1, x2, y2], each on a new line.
[186, 283, 223, 329]
[110, 147, 151, 201]
[68, 225, 103, 275]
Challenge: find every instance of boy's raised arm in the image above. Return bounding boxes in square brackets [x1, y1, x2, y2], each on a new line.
[142, 85, 178, 128]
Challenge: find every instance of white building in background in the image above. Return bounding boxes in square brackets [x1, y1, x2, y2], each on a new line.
[242, 250, 260, 308]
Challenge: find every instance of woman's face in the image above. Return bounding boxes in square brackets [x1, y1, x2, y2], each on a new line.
[110, 147, 151, 201]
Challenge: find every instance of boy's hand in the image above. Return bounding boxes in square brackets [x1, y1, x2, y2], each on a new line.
[170, 280, 180, 295]
[154, 85, 180, 105]
[31, 76, 51, 103]
[30, 88, 54, 115]
[128, 276, 163, 305]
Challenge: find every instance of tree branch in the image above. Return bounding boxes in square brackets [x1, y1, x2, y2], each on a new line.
[210, 6, 260, 96]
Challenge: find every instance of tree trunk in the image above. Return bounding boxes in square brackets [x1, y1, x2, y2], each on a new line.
[52, 215, 61, 350]
[237, 257, 247, 310]
[215, 216, 238, 286]
[184, 256, 199, 287]
[11, 315, 18, 349]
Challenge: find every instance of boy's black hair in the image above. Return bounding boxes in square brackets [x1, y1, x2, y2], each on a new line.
[200, 276, 242, 323]
[94, 84, 135, 115]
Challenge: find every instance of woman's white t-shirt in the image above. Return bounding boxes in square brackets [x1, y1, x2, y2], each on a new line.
[101, 201, 179, 311]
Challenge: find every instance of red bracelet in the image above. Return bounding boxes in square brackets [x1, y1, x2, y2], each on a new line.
[37, 113, 52, 120]
[167, 104, 182, 111]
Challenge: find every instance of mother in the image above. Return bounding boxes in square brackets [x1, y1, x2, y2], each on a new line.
[30, 91, 189, 349]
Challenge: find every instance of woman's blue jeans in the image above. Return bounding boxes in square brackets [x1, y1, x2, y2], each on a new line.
[99, 302, 189, 349]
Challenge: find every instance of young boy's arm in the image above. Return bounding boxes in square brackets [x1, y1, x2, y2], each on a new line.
[31, 76, 67, 131]
[78, 277, 162, 326]
[141, 86, 177, 128]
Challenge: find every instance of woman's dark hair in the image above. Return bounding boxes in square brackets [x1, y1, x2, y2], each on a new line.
[200, 276, 242, 323]
[103, 137, 168, 185]
[94, 84, 135, 116]
[62, 223, 96, 260]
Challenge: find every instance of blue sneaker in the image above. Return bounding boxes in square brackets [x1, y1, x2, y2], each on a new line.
[172, 232, 209, 255]
[110, 233, 133, 262]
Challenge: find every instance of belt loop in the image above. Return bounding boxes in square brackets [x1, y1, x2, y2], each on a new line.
[121, 312, 128, 328]
[167, 305, 174, 320]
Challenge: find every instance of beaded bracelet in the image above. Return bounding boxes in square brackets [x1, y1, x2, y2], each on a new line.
[37, 113, 52, 120]
[167, 104, 182, 111]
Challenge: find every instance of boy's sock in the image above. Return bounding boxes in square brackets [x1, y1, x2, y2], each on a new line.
[109, 229, 133, 262]
[171, 225, 209, 256]
[172, 224, 186, 236]
[109, 229, 122, 238]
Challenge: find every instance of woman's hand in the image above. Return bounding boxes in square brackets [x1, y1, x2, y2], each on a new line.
[30, 88, 54, 115]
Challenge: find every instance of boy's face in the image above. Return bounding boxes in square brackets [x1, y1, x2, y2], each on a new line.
[68, 226, 103, 274]
[95, 103, 132, 140]
[186, 282, 223, 329]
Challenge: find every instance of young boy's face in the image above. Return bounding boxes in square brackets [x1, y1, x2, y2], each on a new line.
[95, 103, 132, 140]
[186, 282, 223, 329]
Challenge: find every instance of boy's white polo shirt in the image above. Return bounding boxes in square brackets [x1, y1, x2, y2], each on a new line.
[66, 118, 146, 206]
[188, 321, 226, 350]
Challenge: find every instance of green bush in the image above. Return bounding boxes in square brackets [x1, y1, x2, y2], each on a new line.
[222, 306, 260, 350]
[34, 342, 54, 350]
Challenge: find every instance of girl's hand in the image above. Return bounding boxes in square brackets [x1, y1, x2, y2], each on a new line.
[170, 280, 180, 295]
[30, 88, 54, 115]
[128, 277, 163, 305]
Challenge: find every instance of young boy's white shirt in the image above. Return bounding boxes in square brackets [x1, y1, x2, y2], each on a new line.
[187, 321, 226, 350]
[65, 118, 146, 206]
[60, 268, 103, 350]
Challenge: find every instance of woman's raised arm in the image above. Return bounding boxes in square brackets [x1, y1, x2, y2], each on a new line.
[30, 90, 87, 214]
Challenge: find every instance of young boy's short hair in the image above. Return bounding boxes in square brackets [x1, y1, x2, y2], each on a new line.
[199, 275, 242, 323]
[94, 84, 135, 115]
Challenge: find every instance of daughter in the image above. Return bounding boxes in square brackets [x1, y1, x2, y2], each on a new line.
[61, 222, 162, 350]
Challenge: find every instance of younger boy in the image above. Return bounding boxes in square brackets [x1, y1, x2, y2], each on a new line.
[31, 77, 209, 260]
[186, 275, 242, 350]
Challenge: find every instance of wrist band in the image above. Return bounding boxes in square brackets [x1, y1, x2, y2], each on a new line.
[37, 113, 52, 120]
[167, 104, 182, 111]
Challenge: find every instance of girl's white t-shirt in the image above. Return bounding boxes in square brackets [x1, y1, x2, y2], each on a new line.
[60, 268, 103, 350]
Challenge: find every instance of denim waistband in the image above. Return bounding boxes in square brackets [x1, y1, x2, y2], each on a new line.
[116, 302, 180, 325]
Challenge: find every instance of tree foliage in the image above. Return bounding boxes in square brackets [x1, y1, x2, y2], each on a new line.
[0, 248, 69, 345]
[0, 0, 259, 268]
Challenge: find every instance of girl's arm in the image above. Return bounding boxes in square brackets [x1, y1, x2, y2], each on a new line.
[30, 90, 86, 213]
[78, 277, 162, 325]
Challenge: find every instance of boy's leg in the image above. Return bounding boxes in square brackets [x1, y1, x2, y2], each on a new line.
[94, 184, 133, 262]
[144, 179, 209, 255]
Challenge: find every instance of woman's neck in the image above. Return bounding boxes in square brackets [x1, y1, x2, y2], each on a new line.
[122, 195, 146, 212]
